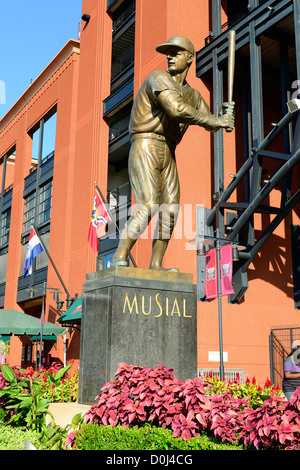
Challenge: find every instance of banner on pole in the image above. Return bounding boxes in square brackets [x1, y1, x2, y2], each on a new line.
[205, 248, 218, 299]
[220, 244, 234, 296]
[205, 244, 235, 299]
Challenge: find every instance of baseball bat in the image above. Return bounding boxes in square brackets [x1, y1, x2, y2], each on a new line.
[226, 30, 236, 133]
[228, 30, 236, 102]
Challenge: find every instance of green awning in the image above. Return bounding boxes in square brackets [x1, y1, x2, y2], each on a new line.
[0, 309, 67, 336]
[29, 335, 57, 341]
[58, 295, 82, 325]
[0, 335, 10, 343]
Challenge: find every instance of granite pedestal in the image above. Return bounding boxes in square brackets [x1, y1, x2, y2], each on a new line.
[78, 266, 197, 404]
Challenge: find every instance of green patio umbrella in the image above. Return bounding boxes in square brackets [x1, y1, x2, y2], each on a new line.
[0, 309, 67, 336]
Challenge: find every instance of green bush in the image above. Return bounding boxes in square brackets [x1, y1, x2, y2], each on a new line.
[72, 423, 244, 451]
[0, 423, 44, 450]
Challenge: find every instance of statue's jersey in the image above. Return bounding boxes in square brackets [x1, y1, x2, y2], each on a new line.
[129, 70, 216, 146]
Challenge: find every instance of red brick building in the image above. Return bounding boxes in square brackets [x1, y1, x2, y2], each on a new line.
[0, 0, 299, 385]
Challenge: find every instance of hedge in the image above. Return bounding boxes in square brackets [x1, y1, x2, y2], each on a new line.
[72, 423, 243, 450]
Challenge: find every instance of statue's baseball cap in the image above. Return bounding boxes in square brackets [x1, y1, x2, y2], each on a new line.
[156, 36, 195, 56]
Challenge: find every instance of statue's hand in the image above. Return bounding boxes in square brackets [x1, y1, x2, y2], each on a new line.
[218, 101, 235, 132]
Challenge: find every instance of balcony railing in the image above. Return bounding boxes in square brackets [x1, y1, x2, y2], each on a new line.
[107, 181, 131, 210]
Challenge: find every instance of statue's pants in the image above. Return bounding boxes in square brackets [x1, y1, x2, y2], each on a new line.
[121, 135, 180, 241]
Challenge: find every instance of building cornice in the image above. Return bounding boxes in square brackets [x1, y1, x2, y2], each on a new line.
[0, 39, 80, 133]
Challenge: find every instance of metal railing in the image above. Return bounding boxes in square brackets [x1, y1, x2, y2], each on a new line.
[269, 327, 300, 386]
[198, 368, 247, 384]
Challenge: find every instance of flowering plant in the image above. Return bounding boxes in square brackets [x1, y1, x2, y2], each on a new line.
[81, 363, 211, 442]
[0, 362, 75, 431]
[241, 390, 300, 450]
[203, 374, 281, 408]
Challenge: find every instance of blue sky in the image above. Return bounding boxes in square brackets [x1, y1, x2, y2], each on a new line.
[0, 0, 83, 119]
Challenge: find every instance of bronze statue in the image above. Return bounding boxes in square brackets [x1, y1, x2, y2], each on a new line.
[111, 36, 235, 272]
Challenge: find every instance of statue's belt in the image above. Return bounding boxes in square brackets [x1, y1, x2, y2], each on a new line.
[131, 132, 176, 149]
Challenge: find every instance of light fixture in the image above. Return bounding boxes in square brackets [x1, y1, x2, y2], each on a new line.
[81, 13, 91, 23]
[53, 290, 59, 301]
[287, 98, 300, 113]
[57, 299, 64, 310]
[189, 237, 214, 255]
[232, 244, 246, 261]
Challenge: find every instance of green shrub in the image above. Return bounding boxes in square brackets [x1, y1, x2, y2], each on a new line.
[72, 423, 244, 451]
[0, 423, 43, 450]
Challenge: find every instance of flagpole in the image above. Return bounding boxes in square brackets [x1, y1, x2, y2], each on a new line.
[95, 184, 137, 268]
[32, 223, 72, 300]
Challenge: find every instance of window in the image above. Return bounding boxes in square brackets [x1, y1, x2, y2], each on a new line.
[109, 103, 132, 141]
[0, 208, 11, 247]
[112, 0, 135, 32]
[38, 180, 52, 225]
[0, 146, 15, 251]
[23, 192, 36, 233]
[23, 180, 52, 233]
[30, 107, 57, 163]
[42, 113, 57, 162]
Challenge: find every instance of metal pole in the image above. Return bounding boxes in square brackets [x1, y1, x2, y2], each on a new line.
[216, 228, 224, 380]
[269, 332, 274, 385]
[39, 281, 46, 369]
[32, 223, 71, 299]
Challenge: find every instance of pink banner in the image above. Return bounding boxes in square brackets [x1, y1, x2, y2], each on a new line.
[220, 244, 234, 296]
[205, 248, 218, 299]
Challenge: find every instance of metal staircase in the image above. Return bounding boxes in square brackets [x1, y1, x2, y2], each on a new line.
[197, 106, 300, 304]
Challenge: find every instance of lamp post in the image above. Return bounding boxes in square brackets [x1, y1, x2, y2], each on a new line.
[27, 282, 75, 369]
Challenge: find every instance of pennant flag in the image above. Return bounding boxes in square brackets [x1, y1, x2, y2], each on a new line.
[220, 244, 235, 296]
[88, 187, 111, 252]
[24, 227, 44, 277]
[205, 248, 218, 299]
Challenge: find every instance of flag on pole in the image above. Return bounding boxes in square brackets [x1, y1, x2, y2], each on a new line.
[220, 244, 234, 296]
[88, 187, 111, 252]
[205, 248, 218, 299]
[24, 227, 44, 277]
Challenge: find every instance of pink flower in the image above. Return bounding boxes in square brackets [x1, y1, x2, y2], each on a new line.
[264, 378, 272, 388]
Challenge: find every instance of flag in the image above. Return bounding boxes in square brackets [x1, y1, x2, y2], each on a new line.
[220, 244, 235, 296]
[205, 248, 218, 299]
[24, 227, 44, 277]
[88, 187, 111, 252]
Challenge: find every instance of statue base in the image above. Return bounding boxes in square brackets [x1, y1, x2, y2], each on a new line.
[78, 266, 197, 404]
